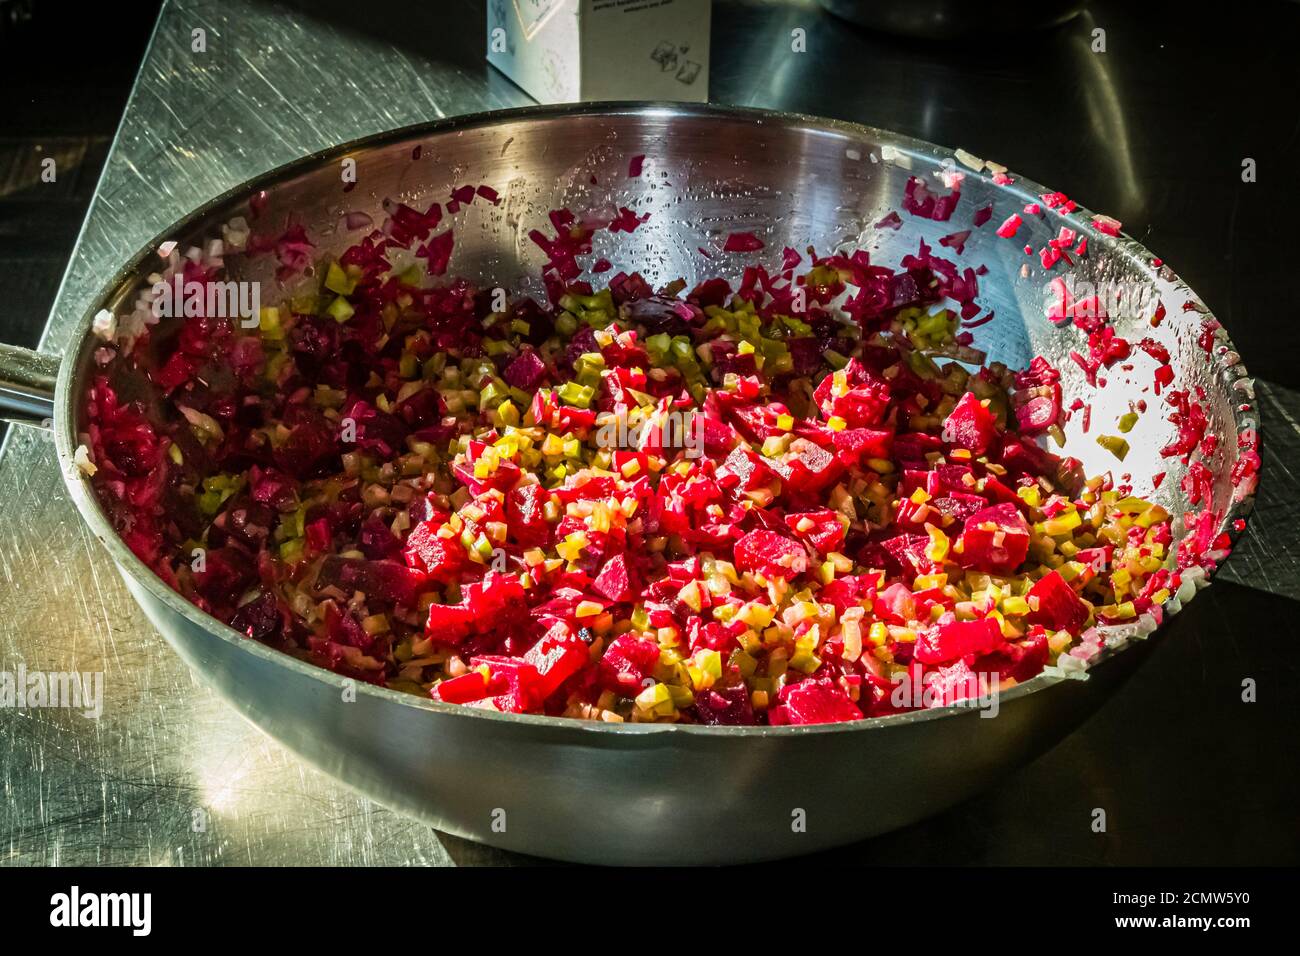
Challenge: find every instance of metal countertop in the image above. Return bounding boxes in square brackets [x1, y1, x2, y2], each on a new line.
[2, 0, 1297, 866]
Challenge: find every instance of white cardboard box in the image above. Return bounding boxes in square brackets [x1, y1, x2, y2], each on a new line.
[487, 0, 711, 104]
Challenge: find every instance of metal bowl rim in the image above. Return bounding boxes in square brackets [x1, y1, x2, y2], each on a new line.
[49, 100, 1260, 739]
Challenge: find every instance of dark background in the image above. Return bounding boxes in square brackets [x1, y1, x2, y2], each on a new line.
[0, 0, 1295, 865]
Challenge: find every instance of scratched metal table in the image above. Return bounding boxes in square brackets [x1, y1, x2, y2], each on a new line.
[3, 0, 1298, 866]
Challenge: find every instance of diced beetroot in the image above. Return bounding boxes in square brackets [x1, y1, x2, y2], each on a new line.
[892, 431, 944, 467]
[249, 467, 298, 511]
[914, 615, 1005, 664]
[275, 419, 338, 478]
[879, 532, 937, 578]
[452, 458, 521, 496]
[520, 621, 589, 701]
[717, 445, 773, 491]
[467, 656, 542, 712]
[773, 678, 862, 725]
[599, 633, 661, 695]
[1014, 392, 1062, 434]
[829, 386, 890, 428]
[813, 358, 888, 412]
[502, 347, 547, 391]
[343, 400, 409, 458]
[305, 517, 333, 553]
[779, 438, 843, 493]
[425, 603, 476, 644]
[192, 547, 256, 607]
[591, 553, 636, 602]
[463, 571, 525, 622]
[404, 520, 465, 580]
[529, 586, 585, 628]
[816, 574, 868, 613]
[926, 659, 983, 706]
[957, 503, 1030, 574]
[784, 509, 847, 555]
[506, 483, 552, 547]
[229, 590, 286, 642]
[831, 427, 893, 467]
[433, 670, 491, 704]
[921, 464, 975, 496]
[82, 190, 1175, 726]
[928, 492, 988, 525]
[693, 684, 756, 725]
[941, 391, 997, 456]
[975, 627, 1049, 684]
[874, 581, 918, 624]
[734, 529, 809, 579]
[324, 557, 428, 607]
[1026, 570, 1090, 632]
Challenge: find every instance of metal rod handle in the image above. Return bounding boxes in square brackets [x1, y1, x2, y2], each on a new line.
[0, 342, 60, 429]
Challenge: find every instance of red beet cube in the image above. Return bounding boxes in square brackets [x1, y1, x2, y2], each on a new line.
[521, 622, 589, 701]
[779, 438, 843, 493]
[957, 502, 1030, 574]
[830, 427, 893, 467]
[734, 529, 810, 579]
[941, 391, 998, 456]
[507, 483, 552, 546]
[1026, 570, 1090, 632]
[784, 509, 847, 555]
[774, 678, 863, 725]
[433, 670, 491, 704]
[599, 633, 662, 695]
[874, 581, 918, 624]
[404, 520, 465, 580]
[914, 615, 1005, 664]
[717, 445, 773, 492]
[425, 602, 475, 644]
[591, 553, 636, 603]
[502, 348, 547, 391]
[463, 571, 526, 622]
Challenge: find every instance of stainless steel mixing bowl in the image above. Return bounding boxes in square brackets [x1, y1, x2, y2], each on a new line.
[0, 103, 1257, 864]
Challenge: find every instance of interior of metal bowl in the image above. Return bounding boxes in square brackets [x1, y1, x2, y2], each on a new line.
[56, 102, 1258, 728]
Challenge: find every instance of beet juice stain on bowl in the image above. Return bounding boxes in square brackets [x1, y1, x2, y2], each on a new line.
[75, 158, 1243, 728]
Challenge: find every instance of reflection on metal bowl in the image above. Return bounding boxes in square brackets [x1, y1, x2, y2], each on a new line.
[819, 0, 1085, 40]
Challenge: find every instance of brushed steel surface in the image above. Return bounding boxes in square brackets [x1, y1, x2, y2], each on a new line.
[0, 0, 1281, 867]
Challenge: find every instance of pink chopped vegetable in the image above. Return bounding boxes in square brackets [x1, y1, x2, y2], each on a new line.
[723, 231, 765, 252]
[939, 230, 971, 255]
[1040, 191, 1076, 212]
[608, 206, 650, 233]
[995, 214, 1023, 238]
[418, 229, 454, 276]
[628, 154, 645, 177]
[343, 211, 374, 231]
[902, 176, 961, 221]
[1092, 214, 1123, 236]
[1049, 227, 1077, 250]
